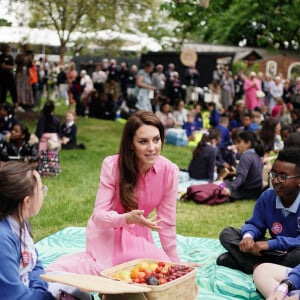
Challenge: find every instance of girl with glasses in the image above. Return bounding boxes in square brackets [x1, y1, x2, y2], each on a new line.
[0, 161, 53, 299]
[0, 162, 92, 300]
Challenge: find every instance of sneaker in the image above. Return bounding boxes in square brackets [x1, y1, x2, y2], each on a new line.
[216, 252, 241, 270]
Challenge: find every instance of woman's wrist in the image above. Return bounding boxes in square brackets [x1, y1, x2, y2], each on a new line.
[124, 212, 130, 224]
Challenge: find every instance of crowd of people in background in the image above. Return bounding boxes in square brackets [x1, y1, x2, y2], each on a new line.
[2, 42, 300, 299]
[1, 43, 300, 182]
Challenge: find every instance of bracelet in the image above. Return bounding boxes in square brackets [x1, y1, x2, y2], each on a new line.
[279, 279, 294, 292]
[275, 284, 288, 295]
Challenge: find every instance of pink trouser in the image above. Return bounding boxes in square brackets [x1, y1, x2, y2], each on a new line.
[39, 133, 60, 152]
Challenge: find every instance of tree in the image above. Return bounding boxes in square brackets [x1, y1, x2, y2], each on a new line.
[161, 0, 300, 52]
[0, 19, 12, 26]
[18, 0, 161, 63]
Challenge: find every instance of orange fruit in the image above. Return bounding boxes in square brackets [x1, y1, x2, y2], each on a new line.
[130, 267, 140, 279]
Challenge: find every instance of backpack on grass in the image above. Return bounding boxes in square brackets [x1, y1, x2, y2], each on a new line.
[180, 183, 228, 205]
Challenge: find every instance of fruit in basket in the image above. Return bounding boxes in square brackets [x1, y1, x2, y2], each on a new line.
[146, 275, 159, 285]
[113, 261, 193, 285]
[118, 270, 132, 282]
[130, 267, 140, 279]
[148, 263, 158, 271]
[158, 278, 168, 284]
[158, 261, 165, 267]
[138, 261, 149, 272]
[137, 271, 146, 280]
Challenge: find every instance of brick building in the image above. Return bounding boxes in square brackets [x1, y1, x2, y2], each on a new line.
[257, 54, 300, 81]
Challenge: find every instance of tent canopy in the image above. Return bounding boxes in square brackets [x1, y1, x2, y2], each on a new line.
[0, 26, 162, 51]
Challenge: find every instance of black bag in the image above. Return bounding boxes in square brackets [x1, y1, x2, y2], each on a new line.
[180, 183, 228, 205]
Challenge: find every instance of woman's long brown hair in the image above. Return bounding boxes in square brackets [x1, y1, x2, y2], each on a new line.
[118, 111, 165, 212]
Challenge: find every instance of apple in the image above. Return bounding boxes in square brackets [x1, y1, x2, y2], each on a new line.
[118, 270, 131, 282]
[137, 271, 146, 280]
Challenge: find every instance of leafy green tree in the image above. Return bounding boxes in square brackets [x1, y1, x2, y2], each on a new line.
[0, 18, 12, 26]
[18, 0, 160, 63]
[161, 0, 300, 52]
[231, 61, 259, 76]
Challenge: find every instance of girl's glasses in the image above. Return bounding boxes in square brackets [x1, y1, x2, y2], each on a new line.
[41, 185, 48, 197]
[268, 172, 300, 183]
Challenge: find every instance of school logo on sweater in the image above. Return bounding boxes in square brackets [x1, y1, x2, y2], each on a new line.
[271, 222, 282, 235]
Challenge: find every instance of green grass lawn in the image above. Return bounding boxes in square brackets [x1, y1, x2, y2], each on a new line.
[16, 102, 256, 242]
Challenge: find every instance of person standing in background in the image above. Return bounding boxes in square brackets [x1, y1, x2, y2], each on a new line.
[135, 61, 156, 112]
[15, 44, 34, 111]
[0, 44, 18, 107]
[56, 66, 69, 106]
[220, 70, 235, 109]
[184, 64, 199, 104]
[244, 71, 260, 111]
[233, 71, 245, 104]
[66, 62, 78, 105]
[92, 63, 107, 95]
[105, 59, 120, 102]
[152, 64, 167, 111]
[269, 76, 284, 114]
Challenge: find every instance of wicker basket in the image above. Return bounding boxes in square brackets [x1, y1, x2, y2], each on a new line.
[101, 258, 198, 300]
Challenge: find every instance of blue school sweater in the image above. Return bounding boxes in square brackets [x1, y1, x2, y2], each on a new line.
[188, 143, 217, 181]
[242, 188, 300, 251]
[0, 218, 54, 300]
[228, 149, 263, 193]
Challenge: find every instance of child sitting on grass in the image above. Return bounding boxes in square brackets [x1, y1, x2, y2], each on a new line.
[0, 123, 39, 164]
[188, 128, 221, 183]
[183, 111, 198, 141]
[222, 130, 264, 200]
[61, 110, 86, 150]
[0, 161, 93, 300]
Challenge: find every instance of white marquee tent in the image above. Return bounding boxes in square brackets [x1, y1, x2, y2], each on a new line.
[0, 26, 163, 51]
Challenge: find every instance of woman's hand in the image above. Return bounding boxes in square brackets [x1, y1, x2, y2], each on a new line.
[125, 210, 162, 230]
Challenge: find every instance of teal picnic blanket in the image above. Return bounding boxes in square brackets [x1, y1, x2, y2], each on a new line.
[36, 227, 263, 300]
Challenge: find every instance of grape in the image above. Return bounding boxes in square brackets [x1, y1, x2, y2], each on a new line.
[146, 275, 159, 285]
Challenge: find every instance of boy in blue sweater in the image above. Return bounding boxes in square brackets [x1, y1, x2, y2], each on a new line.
[217, 148, 300, 274]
